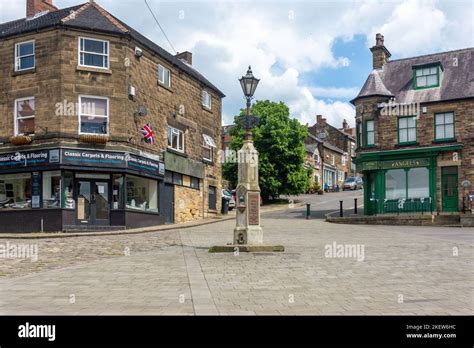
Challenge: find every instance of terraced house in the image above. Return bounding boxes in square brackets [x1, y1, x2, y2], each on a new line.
[0, 0, 225, 233]
[353, 34, 473, 217]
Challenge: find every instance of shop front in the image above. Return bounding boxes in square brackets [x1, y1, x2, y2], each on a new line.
[0, 147, 166, 233]
[356, 145, 463, 216]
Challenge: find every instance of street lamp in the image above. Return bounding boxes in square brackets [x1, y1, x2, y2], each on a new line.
[238, 66, 260, 140]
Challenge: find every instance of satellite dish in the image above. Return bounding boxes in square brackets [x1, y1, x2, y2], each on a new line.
[136, 105, 147, 117]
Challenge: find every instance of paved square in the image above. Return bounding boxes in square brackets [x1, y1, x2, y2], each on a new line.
[0, 205, 472, 315]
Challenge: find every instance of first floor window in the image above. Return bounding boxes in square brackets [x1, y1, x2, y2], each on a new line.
[0, 173, 32, 209]
[79, 37, 109, 69]
[202, 90, 212, 108]
[203, 134, 216, 162]
[79, 96, 109, 135]
[168, 127, 184, 152]
[126, 175, 158, 212]
[435, 112, 455, 141]
[158, 64, 171, 87]
[366, 120, 375, 146]
[15, 40, 35, 71]
[208, 186, 217, 210]
[42, 171, 61, 209]
[398, 116, 417, 144]
[15, 97, 35, 136]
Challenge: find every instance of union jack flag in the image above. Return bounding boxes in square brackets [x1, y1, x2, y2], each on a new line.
[140, 122, 155, 144]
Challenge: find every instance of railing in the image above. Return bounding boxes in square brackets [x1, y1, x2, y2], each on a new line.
[371, 197, 433, 215]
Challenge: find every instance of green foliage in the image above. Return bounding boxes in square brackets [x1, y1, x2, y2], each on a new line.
[222, 100, 311, 201]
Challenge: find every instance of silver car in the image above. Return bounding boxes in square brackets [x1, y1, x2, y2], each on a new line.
[343, 177, 363, 190]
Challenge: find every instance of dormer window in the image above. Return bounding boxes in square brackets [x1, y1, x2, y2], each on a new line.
[413, 64, 440, 89]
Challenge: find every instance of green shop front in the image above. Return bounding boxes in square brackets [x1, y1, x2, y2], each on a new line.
[356, 145, 462, 215]
[0, 147, 167, 233]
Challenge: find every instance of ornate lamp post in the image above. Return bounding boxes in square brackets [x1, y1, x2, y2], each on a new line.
[209, 66, 284, 253]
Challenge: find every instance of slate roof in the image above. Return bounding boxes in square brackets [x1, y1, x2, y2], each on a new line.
[306, 133, 345, 154]
[352, 47, 473, 104]
[0, 2, 225, 97]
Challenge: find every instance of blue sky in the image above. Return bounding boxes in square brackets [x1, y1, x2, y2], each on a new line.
[1, 0, 472, 128]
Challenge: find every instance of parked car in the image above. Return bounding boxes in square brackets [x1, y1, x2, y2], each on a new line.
[343, 177, 363, 191]
[222, 190, 235, 211]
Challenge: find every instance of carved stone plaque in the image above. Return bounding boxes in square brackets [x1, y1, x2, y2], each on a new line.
[248, 192, 260, 226]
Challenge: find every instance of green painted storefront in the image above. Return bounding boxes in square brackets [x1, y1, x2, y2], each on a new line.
[355, 145, 463, 215]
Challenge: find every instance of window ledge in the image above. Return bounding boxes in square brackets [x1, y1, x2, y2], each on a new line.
[158, 82, 174, 93]
[202, 159, 214, 166]
[166, 148, 187, 158]
[433, 138, 457, 144]
[396, 142, 419, 147]
[202, 105, 212, 113]
[12, 68, 36, 76]
[77, 65, 112, 74]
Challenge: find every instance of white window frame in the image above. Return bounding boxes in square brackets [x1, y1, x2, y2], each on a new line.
[78, 95, 109, 135]
[202, 134, 216, 162]
[15, 40, 35, 72]
[158, 64, 171, 88]
[78, 37, 110, 69]
[341, 153, 347, 166]
[332, 154, 335, 165]
[14, 96, 35, 136]
[202, 90, 212, 109]
[168, 126, 184, 152]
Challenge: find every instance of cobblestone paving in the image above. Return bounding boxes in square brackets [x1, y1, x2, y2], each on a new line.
[0, 206, 472, 315]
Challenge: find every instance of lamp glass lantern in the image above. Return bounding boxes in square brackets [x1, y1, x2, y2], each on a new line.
[239, 66, 260, 99]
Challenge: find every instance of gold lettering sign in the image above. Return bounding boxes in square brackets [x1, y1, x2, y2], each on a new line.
[248, 192, 260, 226]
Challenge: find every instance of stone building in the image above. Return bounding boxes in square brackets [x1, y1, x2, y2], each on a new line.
[308, 115, 356, 182]
[0, 0, 224, 232]
[352, 34, 473, 215]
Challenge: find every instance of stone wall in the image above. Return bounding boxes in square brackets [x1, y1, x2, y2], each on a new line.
[174, 185, 203, 223]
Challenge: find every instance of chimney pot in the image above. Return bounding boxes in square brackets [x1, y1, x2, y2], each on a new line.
[342, 119, 349, 129]
[370, 33, 391, 70]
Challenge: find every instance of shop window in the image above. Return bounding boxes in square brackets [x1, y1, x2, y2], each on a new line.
[0, 173, 32, 209]
[112, 174, 125, 210]
[79, 96, 109, 135]
[398, 116, 417, 144]
[126, 175, 158, 212]
[385, 169, 407, 200]
[173, 173, 183, 185]
[15, 97, 35, 136]
[15, 40, 35, 71]
[79, 37, 109, 69]
[190, 177, 200, 190]
[168, 127, 184, 152]
[408, 168, 429, 198]
[208, 186, 217, 210]
[42, 171, 61, 209]
[62, 172, 74, 209]
[435, 112, 455, 141]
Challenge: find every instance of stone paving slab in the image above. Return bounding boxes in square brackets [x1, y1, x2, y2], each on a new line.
[0, 205, 472, 315]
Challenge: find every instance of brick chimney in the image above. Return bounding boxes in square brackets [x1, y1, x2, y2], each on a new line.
[27, 0, 57, 17]
[316, 115, 326, 125]
[342, 119, 349, 129]
[370, 33, 391, 70]
[175, 51, 192, 65]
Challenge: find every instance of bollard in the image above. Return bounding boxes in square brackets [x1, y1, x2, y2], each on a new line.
[354, 198, 358, 214]
[306, 204, 311, 219]
[340, 201, 343, 217]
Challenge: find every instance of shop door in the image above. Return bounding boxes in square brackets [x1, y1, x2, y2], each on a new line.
[364, 172, 377, 215]
[163, 183, 174, 224]
[441, 167, 459, 212]
[76, 180, 110, 225]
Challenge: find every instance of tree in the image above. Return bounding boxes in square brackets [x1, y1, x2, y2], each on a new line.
[223, 100, 311, 202]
